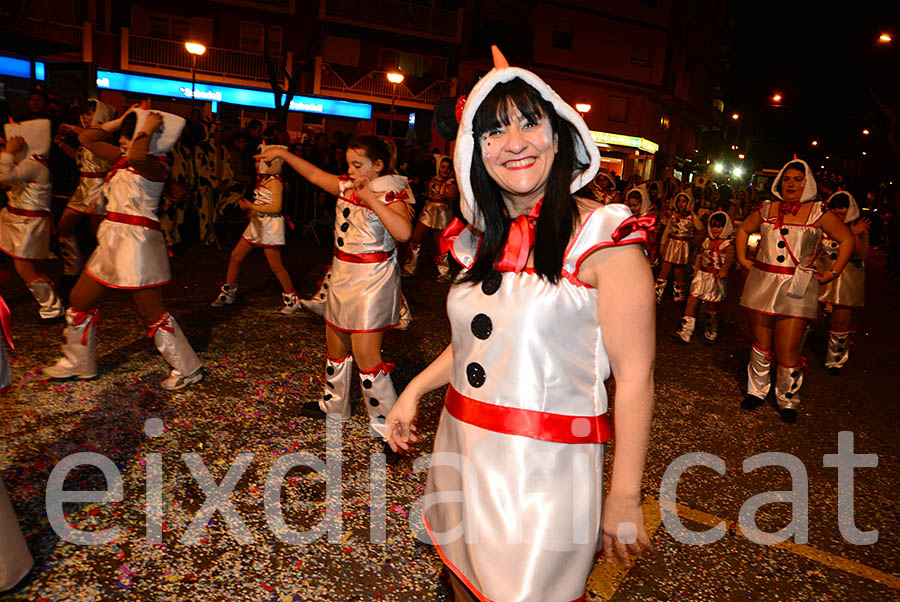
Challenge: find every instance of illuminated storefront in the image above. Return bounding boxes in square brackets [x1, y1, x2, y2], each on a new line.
[589, 130, 659, 181]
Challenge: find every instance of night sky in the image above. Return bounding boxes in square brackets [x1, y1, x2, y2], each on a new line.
[724, 1, 899, 177]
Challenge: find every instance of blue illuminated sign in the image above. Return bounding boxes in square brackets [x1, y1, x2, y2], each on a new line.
[95, 70, 372, 119]
[0, 57, 46, 81]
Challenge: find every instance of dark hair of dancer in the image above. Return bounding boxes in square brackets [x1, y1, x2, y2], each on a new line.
[709, 213, 727, 228]
[346, 135, 398, 175]
[462, 78, 587, 285]
[121, 112, 138, 140]
[828, 192, 850, 210]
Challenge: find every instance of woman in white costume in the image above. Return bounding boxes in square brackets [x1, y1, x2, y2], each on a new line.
[258, 136, 413, 442]
[54, 99, 116, 276]
[0, 119, 65, 320]
[736, 159, 852, 422]
[816, 191, 869, 375]
[209, 144, 302, 314]
[655, 191, 701, 303]
[401, 155, 459, 281]
[43, 108, 203, 391]
[385, 47, 655, 602]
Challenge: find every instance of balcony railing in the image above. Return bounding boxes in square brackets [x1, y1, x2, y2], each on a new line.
[127, 33, 281, 83]
[317, 60, 455, 109]
[320, 0, 462, 42]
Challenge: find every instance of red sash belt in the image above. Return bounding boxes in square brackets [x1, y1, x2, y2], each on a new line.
[105, 211, 162, 231]
[668, 234, 692, 241]
[80, 171, 108, 178]
[445, 385, 612, 445]
[753, 260, 795, 275]
[699, 265, 719, 275]
[6, 206, 50, 218]
[333, 248, 392, 264]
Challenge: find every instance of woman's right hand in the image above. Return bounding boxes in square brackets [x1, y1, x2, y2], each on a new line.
[254, 147, 283, 165]
[738, 257, 754, 271]
[385, 387, 421, 453]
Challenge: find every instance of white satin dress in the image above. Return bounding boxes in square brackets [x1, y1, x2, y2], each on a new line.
[425, 204, 646, 602]
[817, 233, 864, 308]
[67, 146, 110, 215]
[242, 176, 286, 247]
[689, 237, 733, 303]
[0, 154, 52, 260]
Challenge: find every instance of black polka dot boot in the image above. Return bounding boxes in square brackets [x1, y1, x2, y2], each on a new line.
[299, 268, 331, 317]
[358, 362, 398, 440]
[825, 330, 850, 376]
[742, 345, 771, 411]
[302, 354, 353, 420]
[775, 362, 803, 423]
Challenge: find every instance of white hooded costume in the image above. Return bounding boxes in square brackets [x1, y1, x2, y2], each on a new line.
[660, 192, 699, 265]
[0, 119, 52, 261]
[424, 46, 649, 602]
[689, 210, 734, 303]
[67, 99, 116, 215]
[817, 191, 864, 308]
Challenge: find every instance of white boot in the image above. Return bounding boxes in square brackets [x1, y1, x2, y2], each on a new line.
[300, 268, 330, 317]
[359, 362, 398, 439]
[742, 345, 771, 410]
[302, 354, 354, 420]
[655, 278, 667, 304]
[395, 293, 412, 331]
[775, 363, 803, 422]
[435, 252, 452, 282]
[59, 235, 83, 276]
[26, 275, 64, 319]
[150, 313, 203, 391]
[825, 330, 850, 374]
[43, 308, 98, 379]
[280, 291, 301, 315]
[673, 281, 687, 303]
[210, 283, 237, 307]
[673, 316, 695, 343]
[401, 243, 421, 277]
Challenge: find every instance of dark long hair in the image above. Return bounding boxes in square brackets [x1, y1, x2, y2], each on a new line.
[462, 78, 587, 285]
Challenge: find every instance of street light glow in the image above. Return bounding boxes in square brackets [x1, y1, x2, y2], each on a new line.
[738, 153, 745, 160]
[731, 113, 740, 120]
[714, 163, 724, 173]
[862, 151, 867, 156]
[879, 33, 892, 43]
[386, 72, 405, 84]
[811, 140, 818, 146]
[575, 102, 592, 114]
[184, 42, 206, 56]
[772, 93, 782, 103]
[862, 129, 870, 135]
[733, 167, 744, 178]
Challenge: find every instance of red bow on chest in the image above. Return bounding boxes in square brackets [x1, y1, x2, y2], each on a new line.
[495, 200, 543, 273]
[104, 155, 130, 183]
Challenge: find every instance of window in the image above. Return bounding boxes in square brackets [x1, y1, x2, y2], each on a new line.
[552, 25, 573, 51]
[148, 14, 192, 41]
[240, 22, 281, 57]
[609, 96, 628, 123]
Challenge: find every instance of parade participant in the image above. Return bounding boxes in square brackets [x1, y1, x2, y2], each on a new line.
[43, 108, 203, 391]
[54, 99, 116, 276]
[624, 184, 654, 217]
[210, 144, 302, 314]
[655, 191, 700, 303]
[674, 211, 734, 343]
[0, 119, 64, 320]
[258, 136, 413, 439]
[299, 265, 413, 329]
[816, 191, 869, 375]
[736, 159, 852, 422]
[401, 156, 459, 281]
[384, 46, 654, 602]
[588, 167, 620, 205]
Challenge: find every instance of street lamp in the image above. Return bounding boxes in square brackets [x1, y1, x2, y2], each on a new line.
[862, 129, 870, 135]
[811, 140, 818, 146]
[185, 42, 206, 109]
[731, 113, 740, 120]
[386, 71, 404, 141]
[879, 33, 892, 43]
[575, 102, 592, 115]
[771, 92, 783, 104]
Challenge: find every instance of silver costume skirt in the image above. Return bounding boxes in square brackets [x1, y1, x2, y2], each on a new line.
[324, 252, 400, 332]
[418, 201, 453, 231]
[690, 269, 726, 303]
[0, 209, 50, 260]
[818, 262, 864, 308]
[740, 266, 819, 319]
[242, 213, 286, 246]
[84, 221, 171, 289]
[662, 236, 691, 265]
[425, 406, 604, 601]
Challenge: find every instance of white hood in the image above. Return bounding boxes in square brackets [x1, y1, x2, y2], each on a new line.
[624, 184, 652, 215]
[133, 109, 186, 155]
[706, 210, 733, 239]
[4, 119, 51, 157]
[772, 158, 817, 203]
[257, 144, 287, 174]
[674, 191, 694, 213]
[454, 45, 600, 229]
[825, 191, 860, 223]
[435, 155, 452, 176]
[91, 99, 116, 126]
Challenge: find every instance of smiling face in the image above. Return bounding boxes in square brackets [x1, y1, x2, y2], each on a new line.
[346, 147, 383, 185]
[780, 168, 806, 203]
[626, 191, 643, 214]
[438, 158, 452, 179]
[479, 103, 557, 209]
[709, 224, 724, 238]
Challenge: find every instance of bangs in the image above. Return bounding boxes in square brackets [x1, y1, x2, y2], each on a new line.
[472, 78, 551, 137]
[829, 192, 850, 209]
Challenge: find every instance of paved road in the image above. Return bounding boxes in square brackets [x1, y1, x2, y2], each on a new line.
[1, 228, 897, 601]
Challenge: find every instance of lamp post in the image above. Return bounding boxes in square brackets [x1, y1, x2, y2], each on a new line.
[575, 102, 591, 117]
[185, 42, 207, 109]
[386, 71, 404, 141]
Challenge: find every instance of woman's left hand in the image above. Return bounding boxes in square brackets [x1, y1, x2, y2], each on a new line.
[601, 491, 652, 565]
[850, 218, 871, 235]
[816, 269, 838, 283]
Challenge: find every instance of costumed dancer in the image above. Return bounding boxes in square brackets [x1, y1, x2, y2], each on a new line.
[210, 144, 302, 314]
[816, 191, 869, 375]
[588, 167, 620, 205]
[736, 159, 852, 422]
[400, 156, 459, 281]
[385, 46, 655, 602]
[258, 136, 413, 443]
[673, 211, 734, 343]
[0, 119, 64, 319]
[623, 185, 660, 263]
[43, 108, 203, 391]
[54, 99, 116, 277]
[655, 191, 701, 303]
